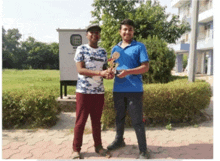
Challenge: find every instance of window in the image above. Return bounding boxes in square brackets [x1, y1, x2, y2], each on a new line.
[205, 24, 211, 30]
[70, 34, 82, 48]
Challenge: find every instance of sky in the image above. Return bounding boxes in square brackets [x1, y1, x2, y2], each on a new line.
[2, 0, 178, 43]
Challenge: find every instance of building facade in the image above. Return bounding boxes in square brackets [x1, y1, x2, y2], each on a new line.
[170, 0, 213, 75]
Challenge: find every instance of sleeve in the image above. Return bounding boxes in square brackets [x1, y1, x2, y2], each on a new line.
[74, 45, 84, 62]
[139, 43, 149, 63]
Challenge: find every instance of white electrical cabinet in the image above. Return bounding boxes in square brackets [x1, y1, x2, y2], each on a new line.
[57, 29, 88, 98]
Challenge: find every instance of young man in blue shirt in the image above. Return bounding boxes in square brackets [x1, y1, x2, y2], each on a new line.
[107, 19, 150, 159]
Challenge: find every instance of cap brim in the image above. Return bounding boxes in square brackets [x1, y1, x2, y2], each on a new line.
[86, 25, 101, 32]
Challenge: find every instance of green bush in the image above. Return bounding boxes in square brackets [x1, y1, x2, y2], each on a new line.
[183, 54, 188, 70]
[101, 79, 212, 128]
[2, 89, 61, 129]
[137, 36, 176, 83]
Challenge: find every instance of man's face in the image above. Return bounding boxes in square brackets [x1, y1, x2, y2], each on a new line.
[119, 25, 134, 41]
[86, 28, 100, 43]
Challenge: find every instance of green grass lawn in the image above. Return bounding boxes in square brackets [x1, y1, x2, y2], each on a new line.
[3, 69, 211, 129]
[2, 69, 114, 96]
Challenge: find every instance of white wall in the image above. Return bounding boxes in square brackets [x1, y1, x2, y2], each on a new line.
[57, 29, 88, 81]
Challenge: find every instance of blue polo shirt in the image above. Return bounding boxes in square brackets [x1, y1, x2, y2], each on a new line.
[111, 40, 149, 92]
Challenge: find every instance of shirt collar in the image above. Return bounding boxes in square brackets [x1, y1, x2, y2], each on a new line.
[117, 40, 136, 47]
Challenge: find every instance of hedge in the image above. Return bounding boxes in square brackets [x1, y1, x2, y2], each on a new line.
[2, 78, 212, 129]
[101, 79, 212, 128]
[2, 88, 61, 129]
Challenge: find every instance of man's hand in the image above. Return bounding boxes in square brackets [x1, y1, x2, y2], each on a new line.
[100, 70, 109, 78]
[117, 70, 128, 78]
[102, 69, 115, 79]
[117, 62, 149, 78]
[105, 73, 115, 79]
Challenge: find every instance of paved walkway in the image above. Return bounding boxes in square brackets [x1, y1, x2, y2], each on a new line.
[2, 74, 213, 159]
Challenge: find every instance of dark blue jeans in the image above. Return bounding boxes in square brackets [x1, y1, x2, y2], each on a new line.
[113, 92, 147, 152]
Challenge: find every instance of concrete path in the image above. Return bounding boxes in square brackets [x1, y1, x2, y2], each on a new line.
[2, 74, 213, 159]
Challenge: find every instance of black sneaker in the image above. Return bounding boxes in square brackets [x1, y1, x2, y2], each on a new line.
[107, 139, 126, 150]
[138, 150, 150, 159]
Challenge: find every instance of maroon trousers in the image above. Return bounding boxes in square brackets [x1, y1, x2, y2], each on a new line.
[73, 93, 104, 152]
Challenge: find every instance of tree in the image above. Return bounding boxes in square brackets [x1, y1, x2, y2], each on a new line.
[2, 27, 22, 68]
[91, 0, 190, 53]
[91, 0, 138, 53]
[2, 27, 59, 69]
[49, 42, 59, 69]
[91, 0, 137, 24]
[130, 1, 190, 43]
[21, 37, 59, 69]
[139, 36, 176, 83]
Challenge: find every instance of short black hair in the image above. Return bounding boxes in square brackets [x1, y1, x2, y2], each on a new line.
[120, 19, 135, 29]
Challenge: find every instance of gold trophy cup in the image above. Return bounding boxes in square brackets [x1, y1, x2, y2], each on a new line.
[107, 52, 120, 75]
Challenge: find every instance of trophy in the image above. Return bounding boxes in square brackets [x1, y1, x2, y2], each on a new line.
[92, 52, 120, 82]
[107, 52, 120, 75]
